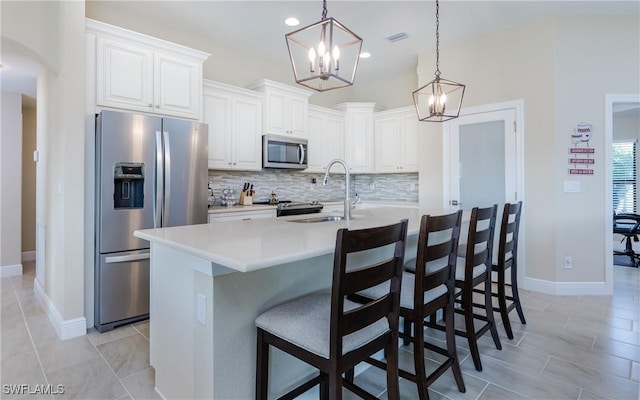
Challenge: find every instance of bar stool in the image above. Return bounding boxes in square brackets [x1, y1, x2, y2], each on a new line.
[427, 205, 501, 372]
[474, 202, 525, 339]
[352, 211, 466, 400]
[255, 219, 408, 400]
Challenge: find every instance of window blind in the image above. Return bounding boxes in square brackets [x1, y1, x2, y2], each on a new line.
[613, 141, 637, 213]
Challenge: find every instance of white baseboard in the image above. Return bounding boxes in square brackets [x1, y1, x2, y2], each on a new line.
[34, 278, 87, 340]
[21, 251, 36, 262]
[524, 277, 611, 296]
[1, 264, 23, 278]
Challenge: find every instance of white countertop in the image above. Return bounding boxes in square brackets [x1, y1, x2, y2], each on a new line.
[135, 207, 426, 273]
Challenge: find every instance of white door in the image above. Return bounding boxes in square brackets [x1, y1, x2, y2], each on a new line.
[447, 108, 518, 212]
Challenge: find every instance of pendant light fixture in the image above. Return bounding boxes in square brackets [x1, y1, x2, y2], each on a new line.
[413, 0, 465, 122]
[285, 0, 363, 92]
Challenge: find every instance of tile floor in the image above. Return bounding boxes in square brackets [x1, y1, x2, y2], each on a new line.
[1, 261, 157, 400]
[1, 261, 639, 399]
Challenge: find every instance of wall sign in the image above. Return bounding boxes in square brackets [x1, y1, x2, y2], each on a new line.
[569, 122, 594, 175]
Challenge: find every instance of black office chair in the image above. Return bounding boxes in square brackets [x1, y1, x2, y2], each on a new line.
[613, 212, 640, 267]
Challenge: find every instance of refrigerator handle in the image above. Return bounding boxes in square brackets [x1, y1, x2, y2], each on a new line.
[105, 253, 150, 264]
[155, 131, 163, 228]
[163, 131, 171, 226]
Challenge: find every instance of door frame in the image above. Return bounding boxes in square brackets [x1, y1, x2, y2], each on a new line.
[605, 94, 640, 294]
[443, 99, 525, 208]
[442, 99, 525, 282]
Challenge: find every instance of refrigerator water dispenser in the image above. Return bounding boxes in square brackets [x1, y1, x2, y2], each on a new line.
[114, 162, 144, 209]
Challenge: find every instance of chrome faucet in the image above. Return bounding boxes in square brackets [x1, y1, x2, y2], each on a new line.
[323, 159, 353, 220]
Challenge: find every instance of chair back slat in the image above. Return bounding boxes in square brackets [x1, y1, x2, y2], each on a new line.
[497, 202, 522, 266]
[330, 219, 408, 359]
[413, 211, 463, 309]
[421, 263, 450, 292]
[463, 205, 498, 281]
[426, 241, 455, 262]
[343, 259, 396, 294]
[342, 296, 393, 336]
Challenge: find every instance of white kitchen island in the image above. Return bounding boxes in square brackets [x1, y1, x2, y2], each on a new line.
[134, 207, 423, 399]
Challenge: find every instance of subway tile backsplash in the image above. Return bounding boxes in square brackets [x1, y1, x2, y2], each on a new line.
[208, 170, 418, 205]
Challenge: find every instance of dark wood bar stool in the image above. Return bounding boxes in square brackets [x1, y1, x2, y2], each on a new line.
[352, 211, 466, 400]
[427, 205, 501, 372]
[474, 201, 526, 339]
[255, 219, 408, 400]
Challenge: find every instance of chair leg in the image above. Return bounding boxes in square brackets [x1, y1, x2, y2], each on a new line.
[256, 329, 269, 400]
[403, 317, 412, 346]
[444, 302, 465, 393]
[510, 265, 527, 325]
[328, 373, 342, 400]
[386, 331, 401, 400]
[484, 280, 502, 351]
[463, 292, 483, 372]
[412, 317, 429, 400]
[320, 373, 328, 400]
[497, 267, 514, 340]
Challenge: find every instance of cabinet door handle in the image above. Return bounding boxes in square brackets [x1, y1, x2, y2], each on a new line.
[148, 104, 153, 107]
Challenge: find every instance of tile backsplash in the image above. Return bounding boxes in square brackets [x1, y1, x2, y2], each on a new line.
[208, 170, 418, 205]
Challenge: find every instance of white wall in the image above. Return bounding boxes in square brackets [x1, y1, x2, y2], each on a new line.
[418, 15, 640, 292]
[1, 91, 23, 276]
[2, 1, 87, 338]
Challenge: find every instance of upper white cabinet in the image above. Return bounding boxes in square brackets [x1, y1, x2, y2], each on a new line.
[203, 81, 263, 171]
[306, 105, 345, 173]
[374, 106, 419, 173]
[248, 79, 312, 138]
[336, 103, 378, 174]
[87, 19, 210, 120]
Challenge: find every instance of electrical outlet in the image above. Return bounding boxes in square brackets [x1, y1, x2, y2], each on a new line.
[564, 256, 573, 269]
[370, 183, 376, 190]
[410, 183, 416, 191]
[197, 294, 206, 325]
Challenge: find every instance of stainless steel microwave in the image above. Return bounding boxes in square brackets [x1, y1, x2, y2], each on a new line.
[262, 134, 308, 170]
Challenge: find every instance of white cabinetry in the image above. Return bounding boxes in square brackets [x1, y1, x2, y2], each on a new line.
[208, 208, 276, 222]
[374, 106, 419, 173]
[87, 19, 209, 120]
[248, 79, 312, 138]
[336, 103, 378, 174]
[203, 81, 263, 171]
[306, 105, 345, 173]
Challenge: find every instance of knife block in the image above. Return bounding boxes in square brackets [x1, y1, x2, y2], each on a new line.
[239, 192, 253, 206]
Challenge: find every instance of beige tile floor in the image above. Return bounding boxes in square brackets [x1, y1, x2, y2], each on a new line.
[1, 261, 157, 400]
[1, 261, 639, 399]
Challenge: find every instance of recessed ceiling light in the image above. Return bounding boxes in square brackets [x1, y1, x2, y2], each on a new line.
[359, 52, 371, 59]
[285, 17, 299, 27]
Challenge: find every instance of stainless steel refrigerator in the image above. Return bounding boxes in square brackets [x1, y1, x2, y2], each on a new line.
[95, 110, 208, 332]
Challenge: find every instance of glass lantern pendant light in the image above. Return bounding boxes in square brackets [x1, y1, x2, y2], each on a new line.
[413, 0, 465, 122]
[285, 0, 363, 92]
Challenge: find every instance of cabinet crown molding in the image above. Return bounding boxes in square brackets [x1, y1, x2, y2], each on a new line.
[203, 80, 263, 99]
[86, 18, 210, 62]
[247, 79, 313, 99]
[335, 102, 385, 112]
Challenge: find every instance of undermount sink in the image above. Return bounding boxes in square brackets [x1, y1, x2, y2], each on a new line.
[288, 215, 345, 223]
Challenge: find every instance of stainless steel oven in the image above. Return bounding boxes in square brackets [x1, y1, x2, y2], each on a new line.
[262, 134, 308, 170]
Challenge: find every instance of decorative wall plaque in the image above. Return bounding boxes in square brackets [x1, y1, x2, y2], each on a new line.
[569, 122, 594, 175]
